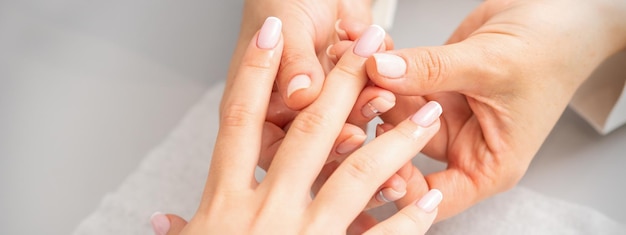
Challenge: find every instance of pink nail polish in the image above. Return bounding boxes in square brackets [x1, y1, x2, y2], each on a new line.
[257, 17, 282, 49]
[373, 53, 406, 78]
[287, 74, 312, 98]
[377, 187, 406, 203]
[335, 19, 348, 39]
[416, 189, 443, 213]
[361, 96, 395, 118]
[353, 25, 385, 57]
[150, 212, 170, 235]
[410, 101, 442, 127]
[336, 134, 367, 154]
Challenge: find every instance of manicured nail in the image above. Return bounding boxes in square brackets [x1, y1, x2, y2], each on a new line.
[410, 101, 442, 127]
[361, 96, 395, 118]
[287, 74, 311, 98]
[376, 187, 406, 203]
[326, 44, 337, 62]
[257, 16, 282, 49]
[376, 124, 385, 136]
[150, 212, 170, 235]
[416, 189, 443, 213]
[336, 134, 367, 154]
[335, 19, 348, 39]
[353, 25, 385, 57]
[373, 53, 406, 78]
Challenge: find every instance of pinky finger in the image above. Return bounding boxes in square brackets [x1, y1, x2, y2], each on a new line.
[364, 189, 442, 235]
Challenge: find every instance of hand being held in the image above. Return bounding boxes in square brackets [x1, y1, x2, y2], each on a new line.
[151, 17, 443, 235]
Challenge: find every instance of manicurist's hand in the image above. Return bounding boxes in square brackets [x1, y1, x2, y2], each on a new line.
[151, 17, 444, 235]
[357, 0, 626, 220]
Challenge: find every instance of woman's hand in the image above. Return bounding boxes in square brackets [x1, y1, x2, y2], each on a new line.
[227, 0, 373, 111]
[359, 0, 626, 220]
[151, 18, 443, 234]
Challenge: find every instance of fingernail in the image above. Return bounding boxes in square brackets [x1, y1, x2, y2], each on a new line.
[373, 53, 406, 78]
[257, 16, 282, 49]
[361, 96, 395, 118]
[416, 189, 443, 213]
[335, 19, 348, 39]
[287, 74, 311, 98]
[376, 187, 406, 203]
[410, 101, 442, 127]
[326, 44, 337, 62]
[336, 134, 367, 154]
[353, 25, 385, 57]
[150, 212, 170, 235]
[376, 124, 385, 136]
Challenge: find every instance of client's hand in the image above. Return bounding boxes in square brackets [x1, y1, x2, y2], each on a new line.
[151, 17, 443, 234]
[229, 0, 374, 110]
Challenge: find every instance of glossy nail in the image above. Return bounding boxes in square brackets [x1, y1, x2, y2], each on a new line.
[257, 17, 282, 49]
[336, 134, 367, 154]
[326, 44, 337, 63]
[361, 96, 395, 118]
[373, 53, 406, 78]
[410, 101, 442, 127]
[335, 19, 348, 40]
[416, 189, 443, 213]
[287, 74, 311, 98]
[150, 212, 170, 235]
[353, 25, 385, 57]
[376, 187, 406, 203]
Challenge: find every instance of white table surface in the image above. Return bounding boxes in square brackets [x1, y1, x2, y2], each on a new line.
[1, 0, 624, 234]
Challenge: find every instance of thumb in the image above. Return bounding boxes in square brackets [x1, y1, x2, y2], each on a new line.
[365, 39, 500, 96]
[150, 212, 188, 235]
[276, 24, 325, 110]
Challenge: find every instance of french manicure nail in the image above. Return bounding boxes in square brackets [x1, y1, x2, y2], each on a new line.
[150, 212, 170, 235]
[326, 44, 337, 62]
[335, 19, 348, 39]
[361, 96, 395, 118]
[410, 101, 442, 127]
[257, 16, 282, 49]
[287, 74, 312, 98]
[376, 187, 406, 203]
[353, 25, 385, 57]
[416, 189, 443, 213]
[336, 134, 367, 154]
[373, 53, 406, 78]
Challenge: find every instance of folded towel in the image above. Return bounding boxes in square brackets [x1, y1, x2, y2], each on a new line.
[73, 82, 625, 234]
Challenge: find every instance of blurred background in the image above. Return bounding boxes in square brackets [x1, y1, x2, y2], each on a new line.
[1, 0, 624, 234]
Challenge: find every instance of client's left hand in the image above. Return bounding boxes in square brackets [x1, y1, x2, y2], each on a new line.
[150, 17, 443, 235]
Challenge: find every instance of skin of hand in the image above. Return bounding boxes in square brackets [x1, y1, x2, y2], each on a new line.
[347, 0, 626, 221]
[150, 17, 444, 235]
[225, 0, 373, 111]
[233, 1, 405, 211]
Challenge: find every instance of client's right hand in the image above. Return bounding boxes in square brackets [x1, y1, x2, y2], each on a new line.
[151, 17, 443, 235]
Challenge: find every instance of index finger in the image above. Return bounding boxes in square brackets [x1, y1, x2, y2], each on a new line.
[209, 17, 284, 190]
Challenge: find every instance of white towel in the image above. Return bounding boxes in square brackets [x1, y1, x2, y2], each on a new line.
[73, 82, 625, 235]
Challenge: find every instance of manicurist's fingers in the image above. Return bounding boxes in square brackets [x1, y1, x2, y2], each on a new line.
[365, 39, 503, 96]
[364, 189, 442, 235]
[309, 101, 442, 226]
[261, 25, 386, 197]
[210, 17, 283, 189]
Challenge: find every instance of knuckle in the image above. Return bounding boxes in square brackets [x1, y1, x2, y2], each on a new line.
[279, 51, 312, 74]
[289, 108, 332, 135]
[220, 102, 257, 128]
[342, 151, 380, 182]
[411, 49, 450, 89]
